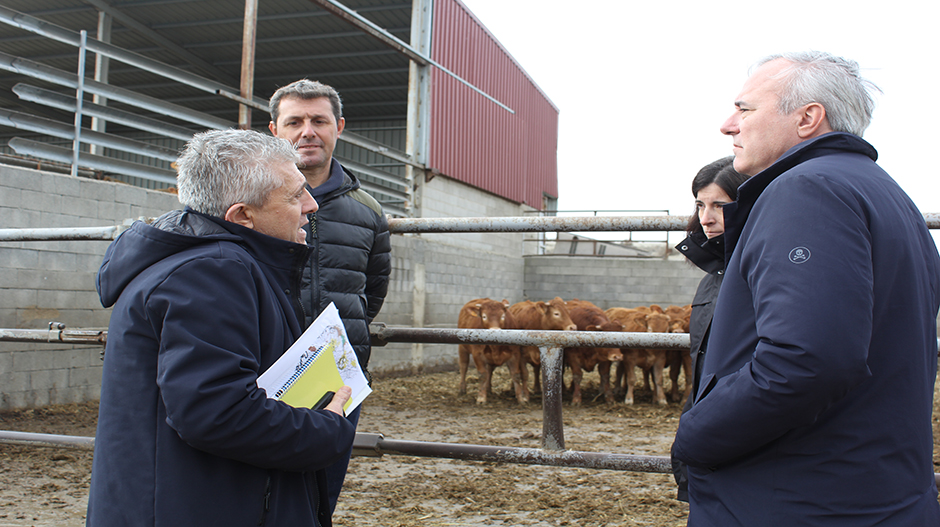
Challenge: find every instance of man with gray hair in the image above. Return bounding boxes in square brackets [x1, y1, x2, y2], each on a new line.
[87, 129, 356, 527]
[269, 79, 391, 513]
[673, 52, 940, 525]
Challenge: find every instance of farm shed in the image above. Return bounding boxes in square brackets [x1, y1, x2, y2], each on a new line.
[0, 0, 559, 216]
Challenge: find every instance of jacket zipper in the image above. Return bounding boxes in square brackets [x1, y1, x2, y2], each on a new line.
[308, 213, 321, 316]
[257, 475, 271, 526]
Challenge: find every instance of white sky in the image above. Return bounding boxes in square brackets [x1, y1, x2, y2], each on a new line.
[458, 0, 940, 244]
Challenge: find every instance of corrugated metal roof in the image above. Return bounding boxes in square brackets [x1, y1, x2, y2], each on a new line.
[0, 0, 411, 127]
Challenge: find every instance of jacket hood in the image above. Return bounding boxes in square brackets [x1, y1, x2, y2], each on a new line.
[96, 209, 240, 308]
[309, 158, 360, 200]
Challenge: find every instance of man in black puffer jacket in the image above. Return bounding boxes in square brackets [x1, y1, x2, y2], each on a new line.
[269, 79, 391, 514]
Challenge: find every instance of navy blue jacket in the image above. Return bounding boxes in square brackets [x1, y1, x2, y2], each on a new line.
[302, 160, 391, 370]
[87, 209, 356, 527]
[673, 133, 940, 525]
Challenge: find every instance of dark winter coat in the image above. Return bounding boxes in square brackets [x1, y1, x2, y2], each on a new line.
[87, 209, 356, 527]
[302, 160, 391, 370]
[672, 229, 726, 501]
[673, 133, 940, 526]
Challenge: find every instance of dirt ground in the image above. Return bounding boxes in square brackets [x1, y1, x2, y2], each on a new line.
[2, 367, 940, 527]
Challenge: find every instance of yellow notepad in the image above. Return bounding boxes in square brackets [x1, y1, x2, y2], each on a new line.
[257, 303, 371, 413]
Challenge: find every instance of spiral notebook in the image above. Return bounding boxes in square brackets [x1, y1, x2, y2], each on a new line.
[256, 303, 371, 413]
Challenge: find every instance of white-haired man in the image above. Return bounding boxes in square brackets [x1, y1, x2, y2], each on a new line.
[87, 129, 355, 527]
[673, 52, 940, 525]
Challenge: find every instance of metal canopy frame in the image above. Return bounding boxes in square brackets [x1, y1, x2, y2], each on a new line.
[0, 0, 504, 216]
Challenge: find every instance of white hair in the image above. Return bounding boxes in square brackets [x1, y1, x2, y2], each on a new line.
[756, 51, 881, 136]
[176, 129, 301, 217]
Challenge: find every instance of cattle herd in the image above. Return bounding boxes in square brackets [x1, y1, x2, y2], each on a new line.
[457, 297, 693, 406]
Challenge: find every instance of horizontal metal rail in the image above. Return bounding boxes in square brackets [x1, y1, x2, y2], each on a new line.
[8, 138, 177, 185]
[14, 83, 197, 142]
[369, 324, 689, 349]
[0, 430, 95, 450]
[6, 213, 940, 242]
[0, 324, 107, 345]
[0, 324, 688, 350]
[5, 429, 939, 487]
[1, 108, 179, 162]
[0, 430, 670, 473]
[0, 5, 269, 110]
[0, 51, 231, 130]
[353, 433, 670, 472]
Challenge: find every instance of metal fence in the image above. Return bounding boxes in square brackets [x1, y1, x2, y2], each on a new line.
[2, 214, 940, 485]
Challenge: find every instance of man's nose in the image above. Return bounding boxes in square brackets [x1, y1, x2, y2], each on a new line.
[301, 121, 317, 138]
[302, 190, 318, 214]
[720, 114, 738, 135]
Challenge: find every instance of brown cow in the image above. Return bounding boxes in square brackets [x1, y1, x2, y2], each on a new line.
[508, 297, 578, 396]
[606, 307, 647, 396]
[457, 298, 526, 404]
[606, 307, 669, 405]
[564, 299, 624, 405]
[663, 304, 692, 404]
[666, 319, 693, 404]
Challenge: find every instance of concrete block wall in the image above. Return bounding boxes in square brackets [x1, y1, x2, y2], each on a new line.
[370, 234, 524, 376]
[1, 165, 705, 408]
[523, 256, 706, 310]
[370, 174, 528, 375]
[0, 165, 181, 409]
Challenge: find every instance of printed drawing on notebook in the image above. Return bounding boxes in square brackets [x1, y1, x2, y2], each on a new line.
[256, 303, 371, 413]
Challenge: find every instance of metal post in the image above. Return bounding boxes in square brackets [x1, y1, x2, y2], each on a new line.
[239, 0, 258, 129]
[540, 346, 565, 451]
[71, 30, 87, 178]
[90, 11, 111, 156]
[405, 0, 432, 217]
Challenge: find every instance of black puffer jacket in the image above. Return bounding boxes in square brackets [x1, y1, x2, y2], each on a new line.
[671, 228, 726, 502]
[302, 160, 391, 370]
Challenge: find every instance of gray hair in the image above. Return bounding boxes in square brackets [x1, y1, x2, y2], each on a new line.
[176, 129, 301, 218]
[755, 51, 881, 136]
[269, 79, 343, 124]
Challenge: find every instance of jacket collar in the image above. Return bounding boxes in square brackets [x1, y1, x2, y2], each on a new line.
[722, 132, 877, 255]
[676, 230, 725, 274]
[308, 158, 360, 199]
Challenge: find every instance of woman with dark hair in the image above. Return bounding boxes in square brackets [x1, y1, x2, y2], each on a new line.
[671, 156, 749, 502]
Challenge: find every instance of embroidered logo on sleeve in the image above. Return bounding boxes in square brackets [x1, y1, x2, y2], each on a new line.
[788, 247, 811, 264]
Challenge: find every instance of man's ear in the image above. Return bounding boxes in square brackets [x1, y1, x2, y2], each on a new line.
[268, 121, 277, 136]
[224, 203, 254, 229]
[797, 102, 831, 139]
[336, 116, 345, 136]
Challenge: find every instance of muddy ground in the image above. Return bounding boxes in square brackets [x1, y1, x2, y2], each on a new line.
[2, 368, 940, 526]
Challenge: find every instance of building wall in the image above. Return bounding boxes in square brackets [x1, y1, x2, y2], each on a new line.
[429, 0, 559, 209]
[523, 256, 705, 310]
[0, 165, 704, 409]
[0, 165, 181, 409]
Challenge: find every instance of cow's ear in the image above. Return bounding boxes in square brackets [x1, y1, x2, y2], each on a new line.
[470, 305, 482, 317]
[536, 301, 548, 312]
[501, 299, 510, 307]
[587, 324, 600, 331]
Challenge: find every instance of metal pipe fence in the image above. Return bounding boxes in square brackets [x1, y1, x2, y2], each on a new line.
[3, 213, 940, 478]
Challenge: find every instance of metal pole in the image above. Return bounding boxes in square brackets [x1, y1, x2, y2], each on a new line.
[387, 215, 690, 233]
[71, 30, 87, 178]
[90, 10, 111, 156]
[308, 0, 514, 114]
[540, 346, 565, 451]
[239, 0, 258, 129]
